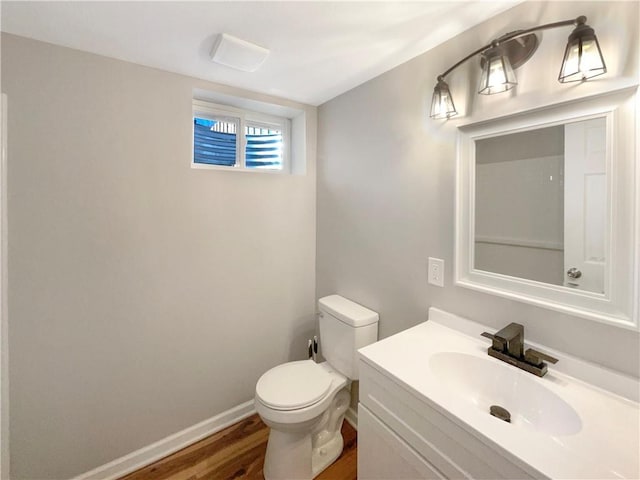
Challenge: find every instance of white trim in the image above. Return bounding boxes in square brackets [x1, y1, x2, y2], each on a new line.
[344, 406, 358, 431]
[0, 93, 9, 480]
[455, 87, 639, 329]
[71, 400, 256, 480]
[634, 77, 640, 334]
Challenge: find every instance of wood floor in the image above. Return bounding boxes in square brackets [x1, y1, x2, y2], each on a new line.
[121, 414, 357, 480]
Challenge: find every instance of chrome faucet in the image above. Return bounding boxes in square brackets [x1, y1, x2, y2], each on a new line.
[481, 322, 558, 377]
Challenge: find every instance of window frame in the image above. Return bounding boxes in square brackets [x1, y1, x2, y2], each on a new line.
[192, 100, 291, 173]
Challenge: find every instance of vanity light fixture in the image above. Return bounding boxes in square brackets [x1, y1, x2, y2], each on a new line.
[558, 16, 607, 82]
[478, 43, 517, 95]
[430, 77, 457, 118]
[430, 15, 607, 119]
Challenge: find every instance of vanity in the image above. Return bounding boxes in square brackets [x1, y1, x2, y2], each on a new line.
[357, 308, 639, 479]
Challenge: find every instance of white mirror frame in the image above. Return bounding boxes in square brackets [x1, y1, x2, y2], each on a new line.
[455, 87, 638, 330]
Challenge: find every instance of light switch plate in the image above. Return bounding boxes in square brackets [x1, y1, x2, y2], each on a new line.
[428, 257, 444, 287]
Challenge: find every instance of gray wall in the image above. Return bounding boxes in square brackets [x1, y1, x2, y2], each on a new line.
[317, 1, 639, 377]
[2, 34, 317, 479]
[475, 127, 564, 285]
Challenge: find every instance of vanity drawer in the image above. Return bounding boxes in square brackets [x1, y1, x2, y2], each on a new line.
[359, 360, 538, 480]
[358, 404, 446, 480]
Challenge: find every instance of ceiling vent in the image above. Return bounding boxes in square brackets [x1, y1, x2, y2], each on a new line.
[210, 33, 270, 72]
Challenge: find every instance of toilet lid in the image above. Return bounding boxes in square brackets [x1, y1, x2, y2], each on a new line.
[256, 360, 333, 411]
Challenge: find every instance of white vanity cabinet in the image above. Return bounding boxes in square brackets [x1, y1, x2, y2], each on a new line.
[358, 406, 444, 480]
[357, 359, 536, 480]
[356, 308, 640, 480]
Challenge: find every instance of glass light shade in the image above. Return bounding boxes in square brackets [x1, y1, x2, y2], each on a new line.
[478, 45, 517, 95]
[559, 23, 606, 82]
[430, 79, 457, 119]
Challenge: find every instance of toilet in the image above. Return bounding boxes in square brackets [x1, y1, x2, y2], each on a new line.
[255, 294, 379, 480]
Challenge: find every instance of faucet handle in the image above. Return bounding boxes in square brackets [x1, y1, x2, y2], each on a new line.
[524, 348, 558, 367]
[481, 331, 505, 352]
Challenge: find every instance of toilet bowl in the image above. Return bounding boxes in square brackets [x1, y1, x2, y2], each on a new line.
[255, 360, 350, 479]
[255, 295, 379, 480]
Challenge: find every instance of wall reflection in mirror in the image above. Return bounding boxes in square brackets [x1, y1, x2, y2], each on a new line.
[474, 117, 606, 294]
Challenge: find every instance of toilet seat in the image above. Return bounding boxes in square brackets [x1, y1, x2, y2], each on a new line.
[256, 360, 333, 411]
[255, 360, 349, 426]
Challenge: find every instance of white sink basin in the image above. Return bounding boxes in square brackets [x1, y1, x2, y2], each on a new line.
[359, 309, 640, 479]
[429, 351, 582, 436]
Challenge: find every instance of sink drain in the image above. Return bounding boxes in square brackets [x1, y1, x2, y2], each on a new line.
[490, 405, 511, 423]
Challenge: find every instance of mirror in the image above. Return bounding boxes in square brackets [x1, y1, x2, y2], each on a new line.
[474, 118, 606, 294]
[456, 87, 638, 329]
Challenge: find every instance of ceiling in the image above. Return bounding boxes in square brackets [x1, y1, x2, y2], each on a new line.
[0, 1, 521, 106]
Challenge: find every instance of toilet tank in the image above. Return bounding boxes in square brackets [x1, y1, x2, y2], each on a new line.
[318, 295, 379, 380]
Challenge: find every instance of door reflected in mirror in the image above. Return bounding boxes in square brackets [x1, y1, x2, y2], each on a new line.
[474, 117, 606, 294]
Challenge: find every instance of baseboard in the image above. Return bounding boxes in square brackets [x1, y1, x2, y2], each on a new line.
[72, 400, 256, 480]
[344, 406, 358, 430]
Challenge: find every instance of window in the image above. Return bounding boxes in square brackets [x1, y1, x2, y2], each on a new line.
[245, 123, 283, 169]
[192, 100, 290, 172]
[193, 116, 238, 167]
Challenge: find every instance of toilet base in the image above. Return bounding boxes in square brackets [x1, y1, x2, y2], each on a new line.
[262, 388, 350, 480]
[264, 428, 313, 480]
[311, 427, 344, 477]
